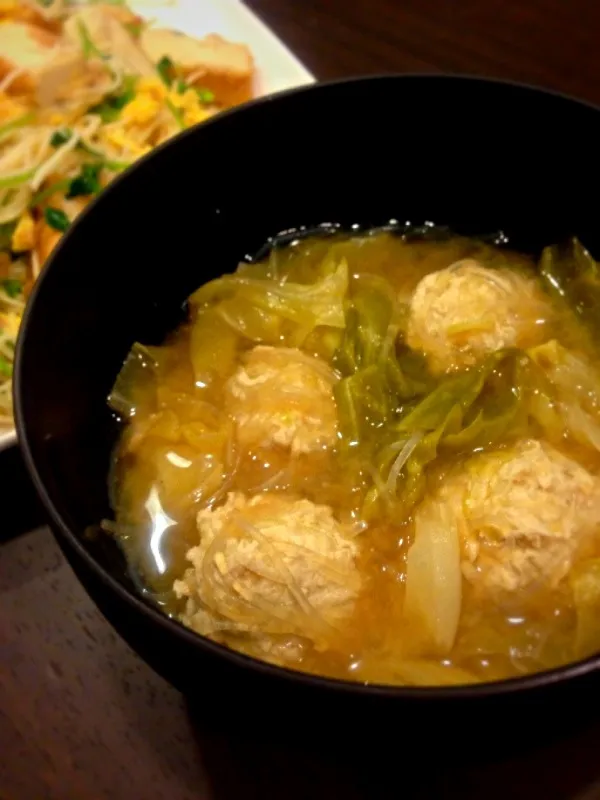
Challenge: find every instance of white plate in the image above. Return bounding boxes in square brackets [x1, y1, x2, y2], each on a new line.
[2, 0, 314, 453]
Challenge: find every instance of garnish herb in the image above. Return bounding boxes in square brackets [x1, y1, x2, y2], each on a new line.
[89, 76, 137, 122]
[67, 163, 102, 198]
[77, 19, 109, 62]
[50, 129, 73, 147]
[2, 279, 22, 298]
[44, 207, 70, 233]
[0, 223, 15, 251]
[0, 357, 13, 378]
[157, 56, 175, 86]
[196, 87, 215, 104]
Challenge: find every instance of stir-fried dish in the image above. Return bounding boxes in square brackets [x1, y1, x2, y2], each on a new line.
[108, 228, 600, 687]
[0, 0, 255, 424]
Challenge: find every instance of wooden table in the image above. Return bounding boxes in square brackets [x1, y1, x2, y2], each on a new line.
[4, 2, 600, 798]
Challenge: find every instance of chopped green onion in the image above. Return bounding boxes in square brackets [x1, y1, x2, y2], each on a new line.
[124, 19, 145, 37]
[64, 141, 131, 174]
[31, 163, 116, 209]
[77, 19, 108, 62]
[0, 113, 35, 140]
[89, 97, 128, 123]
[165, 98, 185, 130]
[155, 59, 185, 126]
[0, 169, 36, 189]
[2, 279, 22, 299]
[176, 79, 187, 94]
[104, 159, 131, 172]
[196, 87, 215, 105]
[78, 144, 131, 171]
[50, 129, 73, 148]
[30, 179, 71, 208]
[89, 75, 137, 122]
[77, 141, 103, 158]
[44, 207, 70, 233]
[67, 163, 102, 198]
[157, 56, 175, 87]
[0, 223, 16, 251]
[0, 356, 13, 377]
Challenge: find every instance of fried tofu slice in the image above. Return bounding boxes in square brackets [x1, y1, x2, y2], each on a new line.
[0, 21, 85, 104]
[0, 0, 62, 33]
[82, 3, 144, 30]
[63, 6, 155, 77]
[140, 29, 254, 107]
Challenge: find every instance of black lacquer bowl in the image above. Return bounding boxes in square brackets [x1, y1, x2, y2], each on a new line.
[15, 76, 600, 745]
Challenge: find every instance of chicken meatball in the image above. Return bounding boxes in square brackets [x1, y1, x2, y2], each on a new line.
[174, 492, 361, 659]
[225, 345, 338, 454]
[416, 440, 600, 596]
[406, 259, 549, 373]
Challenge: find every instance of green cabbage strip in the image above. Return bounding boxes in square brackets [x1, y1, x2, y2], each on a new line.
[333, 274, 433, 452]
[363, 332, 600, 522]
[539, 237, 600, 343]
[187, 257, 349, 386]
[362, 349, 527, 520]
[527, 339, 600, 453]
[108, 343, 161, 418]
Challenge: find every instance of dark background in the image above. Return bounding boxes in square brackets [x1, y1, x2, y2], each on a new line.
[4, 1, 600, 797]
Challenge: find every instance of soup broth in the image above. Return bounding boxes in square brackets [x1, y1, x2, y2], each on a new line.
[108, 230, 600, 686]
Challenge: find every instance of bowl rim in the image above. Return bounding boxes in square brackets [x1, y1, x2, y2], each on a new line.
[15, 71, 600, 699]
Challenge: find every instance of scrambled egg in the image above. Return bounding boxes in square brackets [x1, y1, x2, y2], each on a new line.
[167, 86, 214, 127]
[0, 91, 27, 123]
[406, 259, 551, 372]
[0, 310, 21, 338]
[122, 93, 161, 126]
[11, 211, 35, 252]
[121, 77, 214, 128]
[102, 128, 151, 158]
[121, 77, 165, 125]
[107, 77, 214, 157]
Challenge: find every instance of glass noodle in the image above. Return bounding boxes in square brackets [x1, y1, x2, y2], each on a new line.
[105, 230, 600, 686]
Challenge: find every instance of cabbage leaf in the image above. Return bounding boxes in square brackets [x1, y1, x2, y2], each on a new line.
[333, 274, 433, 450]
[187, 258, 349, 385]
[539, 237, 600, 342]
[570, 559, 600, 659]
[404, 500, 462, 655]
[527, 339, 600, 454]
[190, 259, 348, 335]
[108, 342, 161, 418]
[365, 332, 600, 521]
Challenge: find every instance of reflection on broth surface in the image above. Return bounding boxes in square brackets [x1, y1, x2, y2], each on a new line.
[107, 228, 600, 686]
